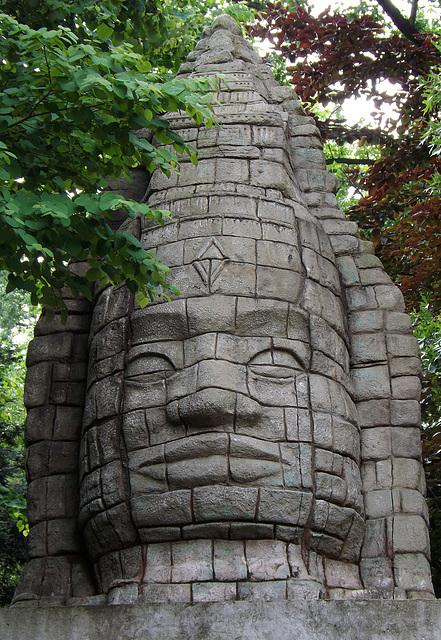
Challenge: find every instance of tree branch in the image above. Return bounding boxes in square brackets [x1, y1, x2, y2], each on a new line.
[326, 158, 377, 165]
[375, 0, 420, 44]
[410, 0, 418, 28]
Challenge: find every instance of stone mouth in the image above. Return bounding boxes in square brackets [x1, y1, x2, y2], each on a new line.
[129, 433, 291, 492]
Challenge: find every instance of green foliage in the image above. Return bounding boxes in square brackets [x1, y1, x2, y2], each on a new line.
[413, 300, 441, 595]
[0, 271, 36, 606]
[0, 2, 223, 311]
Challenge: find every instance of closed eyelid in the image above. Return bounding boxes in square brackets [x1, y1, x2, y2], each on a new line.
[125, 354, 175, 379]
[247, 348, 303, 370]
[248, 364, 295, 379]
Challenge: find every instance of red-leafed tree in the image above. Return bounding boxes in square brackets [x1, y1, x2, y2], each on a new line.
[251, 2, 441, 309]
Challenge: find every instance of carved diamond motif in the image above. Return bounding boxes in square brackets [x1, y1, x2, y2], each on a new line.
[193, 238, 229, 288]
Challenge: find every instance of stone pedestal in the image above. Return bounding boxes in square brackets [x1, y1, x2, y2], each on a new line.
[1, 600, 441, 640]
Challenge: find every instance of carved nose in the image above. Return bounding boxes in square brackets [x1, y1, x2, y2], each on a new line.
[176, 388, 237, 431]
[172, 387, 262, 433]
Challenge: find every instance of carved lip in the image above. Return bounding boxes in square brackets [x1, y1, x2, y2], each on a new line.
[163, 433, 280, 464]
[130, 434, 286, 490]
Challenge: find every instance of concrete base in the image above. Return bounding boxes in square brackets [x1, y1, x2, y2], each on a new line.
[1, 600, 441, 640]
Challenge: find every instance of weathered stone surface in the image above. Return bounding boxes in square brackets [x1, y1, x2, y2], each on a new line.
[4, 601, 441, 640]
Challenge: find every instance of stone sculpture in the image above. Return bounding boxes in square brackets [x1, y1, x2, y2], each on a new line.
[14, 15, 434, 605]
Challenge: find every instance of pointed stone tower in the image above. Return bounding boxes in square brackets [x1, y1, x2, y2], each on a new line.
[14, 15, 433, 607]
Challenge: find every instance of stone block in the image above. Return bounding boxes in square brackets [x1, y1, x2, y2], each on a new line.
[213, 540, 247, 581]
[25, 405, 56, 444]
[196, 359, 247, 393]
[171, 540, 213, 583]
[107, 584, 139, 605]
[351, 333, 387, 364]
[236, 297, 289, 337]
[141, 583, 191, 603]
[131, 300, 188, 343]
[253, 125, 286, 148]
[246, 540, 290, 581]
[192, 582, 236, 602]
[222, 217, 262, 239]
[391, 376, 421, 400]
[250, 160, 295, 197]
[26, 334, 74, 366]
[178, 217, 222, 241]
[24, 362, 52, 408]
[393, 515, 430, 556]
[139, 527, 181, 544]
[257, 240, 301, 272]
[361, 427, 391, 461]
[352, 365, 390, 401]
[391, 428, 422, 459]
[387, 334, 420, 359]
[346, 287, 378, 312]
[329, 235, 359, 255]
[286, 579, 324, 599]
[360, 557, 394, 590]
[144, 543, 172, 583]
[218, 124, 252, 146]
[131, 491, 192, 528]
[193, 485, 258, 522]
[237, 580, 287, 601]
[46, 519, 82, 555]
[392, 458, 423, 491]
[257, 489, 312, 526]
[216, 158, 249, 183]
[389, 357, 422, 378]
[309, 532, 343, 559]
[122, 411, 149, 452]
[365, 490, 393, 518]
[215, 333, 271, 364]
[34, 313, 91, 336]
[374, 285, 405, 312]
[256, 267, 303, 303]
[287, 545, 310, 580]
[315, 472, 347, 505]
[187, 295, 236, 335]
[386, 311, 413, 333]
[349, 310, 384, 333]
[324, 560, 363, 589]
[357, 399, 390, 427]
[178, 159, 215, 186]
[124, 378, 167, 412]
[230, 522, 274, 539]
[393, 553, 434, 592]
[395, 488, 428, 520]
[390, 400, 421, 426]
[27, 521, 47, 559]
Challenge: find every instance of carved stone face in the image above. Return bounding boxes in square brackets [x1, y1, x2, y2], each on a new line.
[78, 44, 365, 564]
[124, 294, 315, 536]
[79, 205, 365, 566]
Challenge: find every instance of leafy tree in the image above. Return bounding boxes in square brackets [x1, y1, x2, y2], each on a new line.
[0, 272, 36, 607]
[0, 0, 230, 313]
[251, 1, 441, 308]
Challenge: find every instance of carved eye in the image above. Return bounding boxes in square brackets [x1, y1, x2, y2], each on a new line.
[248, 349, 302, 379]
[126, 354, 175, 381]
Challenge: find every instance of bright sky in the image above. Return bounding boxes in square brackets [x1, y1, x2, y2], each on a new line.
[290, 0, 416, 125]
